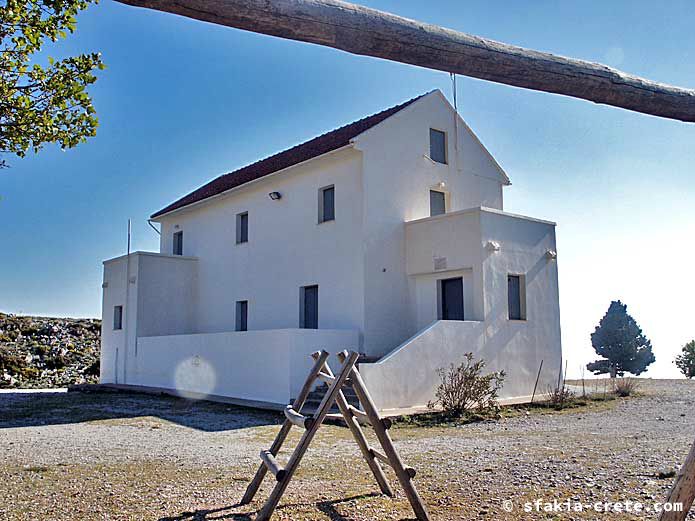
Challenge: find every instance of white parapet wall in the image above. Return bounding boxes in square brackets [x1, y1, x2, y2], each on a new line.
[362, 207, 562, 412]
[360, 320, 560, 411]
[132, 329, 359, 406]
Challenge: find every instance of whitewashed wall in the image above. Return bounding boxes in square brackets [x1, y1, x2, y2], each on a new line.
[136, 253, 198, 337]
[101, 253, 198, 385]
[361, 208, 562, 410]
[100, 256, 130, 384]
[152, 91, 510, 358]
[132, 329, 358, 405]
[157, 148, 366, 345]
[353, 90, 509, 357]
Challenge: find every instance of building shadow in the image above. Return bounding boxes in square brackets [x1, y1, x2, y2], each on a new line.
[0, 390, 282, 432]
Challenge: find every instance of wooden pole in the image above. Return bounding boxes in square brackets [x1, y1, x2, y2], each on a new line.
[660, 438, 695, 521]
[530, 359, 543, 404]
[113, 0, 695, 123]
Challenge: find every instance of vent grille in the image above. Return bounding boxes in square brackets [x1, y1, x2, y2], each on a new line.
[434, 257, 447, 270]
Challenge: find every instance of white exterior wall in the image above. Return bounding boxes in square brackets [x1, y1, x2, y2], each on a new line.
[100, 252, 198, 385]
[136, 253, 198, 337]
[353, 91, 508, 356]
[361, 208, 561, 410]
[132, 329, 358, 405]
[100, 256, 130, 384]
[157, 147, 366, 341]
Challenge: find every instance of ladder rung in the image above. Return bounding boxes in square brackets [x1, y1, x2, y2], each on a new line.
[370, 447, 390, 465]
[260, 450, 286, 481]
[348, 405, 392, 429]
[284, 405, 314, 430]
[316, 371, 335, 384]
[348, 405, 370, 424]
[370, 448, 417, 478]
[325, 411, 369, 427]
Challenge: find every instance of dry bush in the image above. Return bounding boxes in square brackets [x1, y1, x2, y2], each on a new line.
[428, 352, 506, 416]
[613, 377, 639, 397]
[547, 382, 575, 409]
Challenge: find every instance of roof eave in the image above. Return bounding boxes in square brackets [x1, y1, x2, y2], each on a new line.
[150, 143, 356, 221]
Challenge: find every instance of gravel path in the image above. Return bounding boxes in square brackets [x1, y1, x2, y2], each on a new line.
[1, 379, 693, 520]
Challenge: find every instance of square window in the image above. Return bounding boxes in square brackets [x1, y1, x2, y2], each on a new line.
[429, 128, 447, 164]
[236, 212, 248, 244]
[235, 300, 248, 332]
[113, 305, 123, 330]
[430, 190, 446, 216]
[318, 186, 335, 223]
[508, 274, 527, 320]
[173, 231, 183, 256]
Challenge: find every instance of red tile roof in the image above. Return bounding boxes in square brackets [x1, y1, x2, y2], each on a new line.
[151, 93, 427, 218]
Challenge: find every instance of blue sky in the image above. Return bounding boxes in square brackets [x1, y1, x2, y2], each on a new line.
[1, 0, 694, 378]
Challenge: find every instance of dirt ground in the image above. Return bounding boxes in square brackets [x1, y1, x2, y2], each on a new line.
[1, 379, 693, 520]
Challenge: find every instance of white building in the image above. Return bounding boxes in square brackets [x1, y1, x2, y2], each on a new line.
[100, 90, 562, 412]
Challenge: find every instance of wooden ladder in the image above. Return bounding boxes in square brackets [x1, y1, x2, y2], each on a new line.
[240, 349, 430, 521]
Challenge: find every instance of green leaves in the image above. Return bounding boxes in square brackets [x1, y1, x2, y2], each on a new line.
[587, 300, 655, 377]
[0, 0, 103, 167]
[675, 340, 695, 379]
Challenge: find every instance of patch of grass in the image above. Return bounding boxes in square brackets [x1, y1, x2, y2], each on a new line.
[22, 465, 49, 473]
[392, 392, 620, 428]
[613, 378, 640, 397]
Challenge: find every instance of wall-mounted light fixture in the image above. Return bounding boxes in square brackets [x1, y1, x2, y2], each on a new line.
[268, 191, 282, 200]
[437, 181, 446, 189]
[545, 249, 558, 260]
[485, 240, 501, 252]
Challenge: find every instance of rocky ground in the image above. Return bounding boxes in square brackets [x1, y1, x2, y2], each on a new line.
[0, 312, 100, 388]
[1, 379, 693, 520]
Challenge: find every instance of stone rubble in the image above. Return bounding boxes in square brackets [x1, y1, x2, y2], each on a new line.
[0, 312, 100, 388]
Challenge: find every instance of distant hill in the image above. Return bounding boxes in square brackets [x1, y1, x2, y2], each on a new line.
[0, 313, 100, 388]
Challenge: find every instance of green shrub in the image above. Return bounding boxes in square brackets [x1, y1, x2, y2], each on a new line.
[675, 340, 695, 379]
[428, 353, 506, 416]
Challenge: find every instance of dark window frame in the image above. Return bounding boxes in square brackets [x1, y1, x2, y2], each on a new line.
[172, 230, 183, 256]
[429, 128, 447, 164]
[507, 274, 527, 321]
[236, 212, 249, 244]
[300, 285, 319, 329]
[113, 305, 123, 330]
[235, 300, 248, 332]
[318, 185, 335, 223]
[430, 189, 446, 217]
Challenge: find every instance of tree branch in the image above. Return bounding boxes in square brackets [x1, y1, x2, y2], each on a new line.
[114, 0, 695, 122]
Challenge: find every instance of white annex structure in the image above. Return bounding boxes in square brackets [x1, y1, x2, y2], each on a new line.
[100, 90, 562, 412]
